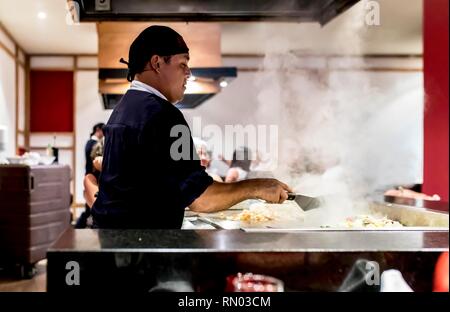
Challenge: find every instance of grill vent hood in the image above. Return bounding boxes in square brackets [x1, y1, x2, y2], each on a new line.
[77, 1, 361, 108]
[74, 0, 360, 25]
[99, 67, 237, 109]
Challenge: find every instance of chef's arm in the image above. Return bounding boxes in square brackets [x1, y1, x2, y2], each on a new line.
[189, 179, 292, 213]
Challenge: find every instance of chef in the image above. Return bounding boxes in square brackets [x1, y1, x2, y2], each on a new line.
[92, 25, 292, 229]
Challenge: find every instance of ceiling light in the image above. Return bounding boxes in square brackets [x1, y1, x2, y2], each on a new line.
[37, 12, 47, 19]
[220, 81, 228, 88]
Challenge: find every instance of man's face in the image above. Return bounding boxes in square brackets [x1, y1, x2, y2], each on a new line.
[96, 129, 104, 139]
[159, 53, 190, 103]
[196, 146, 210, 168]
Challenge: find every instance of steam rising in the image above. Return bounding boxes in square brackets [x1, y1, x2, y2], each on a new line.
[253, 2, 422, 221]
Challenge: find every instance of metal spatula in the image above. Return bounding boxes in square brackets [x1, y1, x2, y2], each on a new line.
[286, 193, 322, 211]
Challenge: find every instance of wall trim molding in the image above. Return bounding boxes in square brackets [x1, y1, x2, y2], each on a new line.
[0, 22, 28, 158]
[0, 22, 26, 63]
[222, 53, 423, 58]
[237, 67, 423, 73]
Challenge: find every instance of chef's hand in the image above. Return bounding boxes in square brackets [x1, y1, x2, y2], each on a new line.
[252, 179, 293, 204]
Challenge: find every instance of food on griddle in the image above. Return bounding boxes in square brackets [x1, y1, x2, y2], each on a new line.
[218, 202, 277, 223]
[219, 201, 306, 224]
[226, 209, 274, 223]
[340, 214, 403, 228]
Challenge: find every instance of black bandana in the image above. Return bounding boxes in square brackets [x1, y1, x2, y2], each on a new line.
[120, 25, 189, 82]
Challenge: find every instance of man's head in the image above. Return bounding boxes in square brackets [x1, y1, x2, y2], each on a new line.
[91, 123, 105, 139]
[193, 137, 210, 168]
[124, 25, 191, 104]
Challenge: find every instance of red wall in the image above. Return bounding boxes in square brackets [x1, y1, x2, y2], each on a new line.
[30, 70, 74, 132]
[423, 0, 449, 201]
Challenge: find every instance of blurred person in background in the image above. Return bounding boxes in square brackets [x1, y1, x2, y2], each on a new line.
[225, 147, 252, 182]
[83, 143, 104, 208]
[76, 124, 105, 228]
[193, 137, 222, 182]
[85, 123, 105, 175]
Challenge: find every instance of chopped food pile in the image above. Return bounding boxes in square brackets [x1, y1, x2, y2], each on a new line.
[214, 201, 404, 228]
[339, 214, 404, 228]
[224, 209, 274, 223]
[217, 202, 278, 223]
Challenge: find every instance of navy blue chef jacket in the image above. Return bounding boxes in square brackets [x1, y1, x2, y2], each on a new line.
[91, 90, 213, 229]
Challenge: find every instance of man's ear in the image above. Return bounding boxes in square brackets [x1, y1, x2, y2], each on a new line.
[150, 55, 160, 72]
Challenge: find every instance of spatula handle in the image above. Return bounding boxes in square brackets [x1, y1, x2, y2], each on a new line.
[286, 193, 296, 200]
